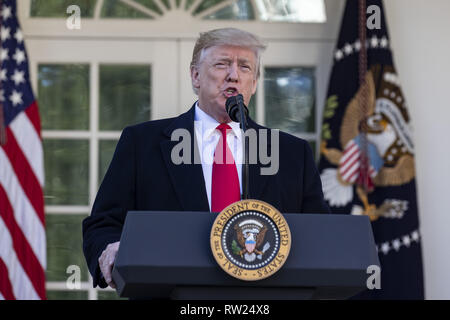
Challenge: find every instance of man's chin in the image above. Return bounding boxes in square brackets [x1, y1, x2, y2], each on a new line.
[218, 113, 232, 124]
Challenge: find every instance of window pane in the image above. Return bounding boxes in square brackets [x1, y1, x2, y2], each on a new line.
[185, 0, 196, 10]
[99, 139, 119, 186]
[193, 0, 225, 15]
[31, 0, 95, 17]
[247, 94, 256, 121]
[43, 139, 89, 205]
[160, 0, 171, 10]
[203, 0, 255, 20]
[38, 64, 90, 130]
[99, 65, 151, 131]
[101, 0, 155, 18]
[264, 67, 315, 134]
[134, 0, 164, 14]
[46, 214, 88, 282]
[254, 0, 326, 22]
[46, 290, 88, 300]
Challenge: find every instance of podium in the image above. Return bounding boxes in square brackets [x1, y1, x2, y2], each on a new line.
[112, 211, 379, 300]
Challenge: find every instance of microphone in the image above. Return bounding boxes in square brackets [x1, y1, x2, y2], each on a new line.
[225, 94, 248, 123]
[225, 93, 250, 200]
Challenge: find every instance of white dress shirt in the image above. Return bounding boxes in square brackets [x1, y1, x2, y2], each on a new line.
[194, 103, 243, 210]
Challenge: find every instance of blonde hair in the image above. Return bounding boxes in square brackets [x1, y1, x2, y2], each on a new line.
[190, 28, 266, 82]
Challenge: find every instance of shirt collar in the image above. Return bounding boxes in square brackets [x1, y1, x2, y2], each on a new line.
[194, 102, 242, 141]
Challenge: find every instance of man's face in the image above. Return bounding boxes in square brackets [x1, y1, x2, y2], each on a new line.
[191, 45, 258, 123]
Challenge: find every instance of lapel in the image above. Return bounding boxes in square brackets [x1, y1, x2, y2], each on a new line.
[160, 104, 210, 212]
[246, 118, 272, 201]
[159, 105, 272, 210]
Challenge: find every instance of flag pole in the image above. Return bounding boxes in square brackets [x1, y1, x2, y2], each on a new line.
[358, 0, 370, 195]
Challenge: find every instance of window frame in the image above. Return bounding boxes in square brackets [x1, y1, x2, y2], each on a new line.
[19, 0, 343, 41]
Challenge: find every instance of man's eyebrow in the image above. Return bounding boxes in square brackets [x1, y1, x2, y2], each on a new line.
[212, 56, 254, 66]
[238, 58, 254, 67]
[214, 56, 232, 61]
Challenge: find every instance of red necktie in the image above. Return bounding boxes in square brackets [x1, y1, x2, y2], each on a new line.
[211, 123, 240, 212]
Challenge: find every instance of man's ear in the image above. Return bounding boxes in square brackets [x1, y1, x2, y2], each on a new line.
[251, 78, 258, 95]
[191, 66, 200, 89]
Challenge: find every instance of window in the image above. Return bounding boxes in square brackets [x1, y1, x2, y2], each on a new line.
[263, 67, 317, 157]
[29, 0, 326, 22]
[39, 63, 151, 299]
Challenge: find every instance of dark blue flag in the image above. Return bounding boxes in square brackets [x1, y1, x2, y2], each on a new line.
[318, 0, 424, 299]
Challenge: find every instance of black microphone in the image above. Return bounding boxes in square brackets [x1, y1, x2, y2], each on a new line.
[225, 93, 250, 200]
[225, 94, 248, 123]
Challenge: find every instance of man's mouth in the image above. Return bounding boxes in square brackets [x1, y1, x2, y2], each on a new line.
[223, 87, 239, 97]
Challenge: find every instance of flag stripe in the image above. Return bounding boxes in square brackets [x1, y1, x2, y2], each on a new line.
[340, 158, 359, 179]
[341, 156, 360, 180]
[340, 149, 360, 174]
[347, 165, 360, 183]
[0, 148, 46, 269]
[342, 146, 359, 164]
[9, 112, 44, 187]
[2, 127, 44, 225]
[340, 141, 358, 163]
[0, 186, 46, 299]
[0, 258, 16, 300]
[24, 102, 41, 138]
[0, 217, 40, 300]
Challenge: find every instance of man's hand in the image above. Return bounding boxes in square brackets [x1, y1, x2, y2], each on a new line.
[98, 241, 120, 288]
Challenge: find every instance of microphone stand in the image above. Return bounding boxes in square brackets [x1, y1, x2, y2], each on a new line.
[237, 96, 249, 200]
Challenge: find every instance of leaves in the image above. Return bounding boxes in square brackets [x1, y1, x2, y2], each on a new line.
[323, 95, 339, 119]
[231, 240, 241, 255]
[322, 123, 332, 140]
[321, 95, 339, 141]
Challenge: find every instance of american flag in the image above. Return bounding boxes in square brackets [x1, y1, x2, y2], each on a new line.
[0, 0, 46, 300]
[338, 135, 383, 187]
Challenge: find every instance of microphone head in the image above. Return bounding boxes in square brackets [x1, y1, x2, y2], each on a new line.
[225, 94, 248, 123]
[225, 94, 239, 110]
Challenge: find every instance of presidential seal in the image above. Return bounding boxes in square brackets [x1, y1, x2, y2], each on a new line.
[320, 65, 416, 221]
[210, 199, 291, 281]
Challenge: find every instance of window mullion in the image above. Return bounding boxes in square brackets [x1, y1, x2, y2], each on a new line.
[89, 275, 98, 300]
[257, 67, 265, 125]
[89, 62, 99, 208]
[89, 62, 99, 300]
[119, 0, 160, 18]
[153, 0, 169, 13]
[194, 0, 236, 19]
[94, 0, 104, 19]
